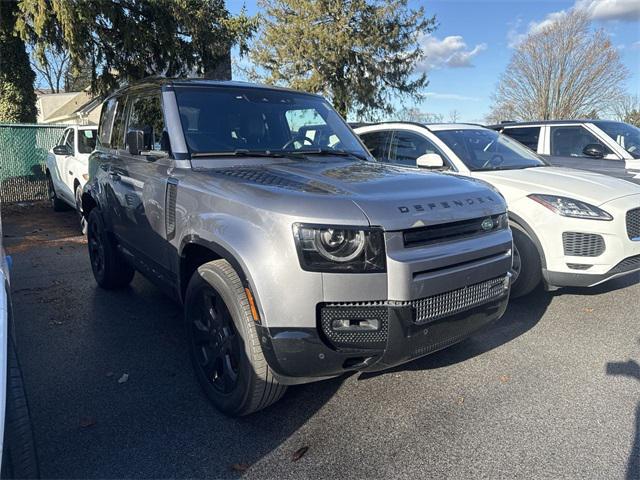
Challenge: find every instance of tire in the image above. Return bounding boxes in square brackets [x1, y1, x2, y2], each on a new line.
[1, 336, 39, 479]
[510, 225, 542, 299]
[86, 209, 135, 289]
[47, 175, 67, 212]
[74, 184, 87, 235]
[185, 259, 286, 416]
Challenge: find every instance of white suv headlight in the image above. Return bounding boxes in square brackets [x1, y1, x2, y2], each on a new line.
[528, 194, 613, 221]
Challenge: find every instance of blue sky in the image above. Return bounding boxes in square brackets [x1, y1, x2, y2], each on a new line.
[229, 0, 640, 122]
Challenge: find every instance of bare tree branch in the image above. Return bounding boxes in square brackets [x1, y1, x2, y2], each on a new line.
[488, 10, 628, 122]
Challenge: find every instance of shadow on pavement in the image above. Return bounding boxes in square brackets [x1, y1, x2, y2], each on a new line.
[606, 358, 640, 480]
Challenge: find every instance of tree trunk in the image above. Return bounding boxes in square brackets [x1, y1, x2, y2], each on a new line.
[202, 48, 232, 80]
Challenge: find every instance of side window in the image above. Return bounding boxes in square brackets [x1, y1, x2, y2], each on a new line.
[388, 130, 444, 167]
[98, 98, 117, 148]
[502, 127, 540, 151]
[359, 131, 391, 162]
[127, 94, 167, 153]
[111, 98, 127, 150]
[64, 129, 75, 155]
[550, 126, 611, 158]
[78, 129, 97, 154]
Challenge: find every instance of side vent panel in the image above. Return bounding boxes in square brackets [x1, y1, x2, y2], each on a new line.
[166, 178, 178, 241]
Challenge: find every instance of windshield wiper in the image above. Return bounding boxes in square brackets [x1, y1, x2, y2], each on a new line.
[191, 149, 288, 158]
[287, 148, 369, 162]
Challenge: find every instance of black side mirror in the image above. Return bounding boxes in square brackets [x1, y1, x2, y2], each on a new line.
[52, 145, 70, 155]
[583, 143, 605, 159]
[126, 129, 144, 156]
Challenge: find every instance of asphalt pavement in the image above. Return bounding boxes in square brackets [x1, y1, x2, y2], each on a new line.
[4, 203, 640, 479]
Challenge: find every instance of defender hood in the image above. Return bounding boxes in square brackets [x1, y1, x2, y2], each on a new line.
[193, 158, 506, 231]
[474, 166, 640, 206]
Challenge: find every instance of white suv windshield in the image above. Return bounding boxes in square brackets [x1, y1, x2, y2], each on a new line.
[595, 121, 640, 159]
[174, 86, 368, 159]
[434, 128, 547, 171]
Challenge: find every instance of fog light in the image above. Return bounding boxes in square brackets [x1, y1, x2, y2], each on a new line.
[332, 318, 380, 331]
[503, 272, 512, 290]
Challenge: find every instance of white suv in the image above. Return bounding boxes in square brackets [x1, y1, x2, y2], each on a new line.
[489, 120, 640, 183]
[355, 122, 640, 297]
[45, 125, 98, 227]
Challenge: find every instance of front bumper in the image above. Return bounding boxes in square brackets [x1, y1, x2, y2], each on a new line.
[544, 254, 640, 288]
[259, 274, 510, 385]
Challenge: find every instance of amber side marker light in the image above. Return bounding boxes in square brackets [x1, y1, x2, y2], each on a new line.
[245, 287, 260, 322]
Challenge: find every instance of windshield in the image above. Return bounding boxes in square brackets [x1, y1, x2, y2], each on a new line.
[433, 128, 547, 171]
[594, 121, 640, 159]
[173, 86, 368, 159]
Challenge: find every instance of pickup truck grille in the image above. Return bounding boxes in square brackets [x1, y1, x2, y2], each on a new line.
[627, 208, 640, 240]
[411, 275, 508, 325]
[562, 232, 605, 257]
[403, 214, 506, 248]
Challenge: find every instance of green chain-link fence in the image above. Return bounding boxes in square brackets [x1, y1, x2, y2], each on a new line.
[0, 123, 67, 203]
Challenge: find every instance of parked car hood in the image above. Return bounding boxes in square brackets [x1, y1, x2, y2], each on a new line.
[192, 157, 506, 231]
[473, 166, 640, 206]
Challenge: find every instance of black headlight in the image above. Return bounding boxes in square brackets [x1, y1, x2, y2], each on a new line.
[293, 224, 386, 273]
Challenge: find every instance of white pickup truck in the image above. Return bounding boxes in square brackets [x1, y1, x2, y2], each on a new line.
[45, 125, 98, 229]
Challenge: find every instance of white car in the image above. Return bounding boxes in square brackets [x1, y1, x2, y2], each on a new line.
[45, 125, 97, 226]
[0, 212, 39, 478]
[488, 120, 640, 183]
[355, 123, 640, 297]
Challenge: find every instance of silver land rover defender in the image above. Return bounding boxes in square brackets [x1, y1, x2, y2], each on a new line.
[82, 79, 513, 416]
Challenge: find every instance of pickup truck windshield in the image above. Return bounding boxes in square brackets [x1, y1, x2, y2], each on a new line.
[594, 121, 640, 159]
[433, 128, 547, 171]
[174, 86, 368, 159]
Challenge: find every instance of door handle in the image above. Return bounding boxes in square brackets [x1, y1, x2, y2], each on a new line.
[68, 170, 73, 175]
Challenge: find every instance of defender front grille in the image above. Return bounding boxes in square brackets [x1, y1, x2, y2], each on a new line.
[403, 214, 507, 248]
[411, 276, 508, 325]
[627, 208, 640, 240]
[562, 232, 605, 257]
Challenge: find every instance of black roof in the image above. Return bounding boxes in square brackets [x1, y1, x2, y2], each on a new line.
[486, 119, 612, 129]
[104, 77, 321, 100]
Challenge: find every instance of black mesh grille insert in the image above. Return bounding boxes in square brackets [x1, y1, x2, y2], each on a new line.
[627, 208, 640, 240]
[403, 214, 505, 248]
[562, 232, 605, 257]
[320, 306, 389, 349]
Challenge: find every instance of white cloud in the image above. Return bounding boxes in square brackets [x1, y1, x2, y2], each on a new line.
[424, 92, 481, 102]
[417, 35, 487, 71]
[575, 0, 640, 21]
[508, 0, 640, 48]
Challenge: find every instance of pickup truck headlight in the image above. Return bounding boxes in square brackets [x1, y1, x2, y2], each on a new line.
[528, 194, 612, 220]
[293, 224, 386, 273]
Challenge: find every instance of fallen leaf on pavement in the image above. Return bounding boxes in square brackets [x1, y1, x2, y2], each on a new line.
[106, 371, 114, 378]
[79, 417, 96, 428]
[230, 463, 250, 472]
[458, 396, 465, 405]
[292, 446, 309, 462]
[118, 373, 129, 384]
[583, 308, 594, 313]
[499, 375, 510, 383]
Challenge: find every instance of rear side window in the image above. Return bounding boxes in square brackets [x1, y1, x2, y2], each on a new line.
[78, 129, 97, 154]
[502, 127, 540, 151]
[359, 130, 391, 162]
